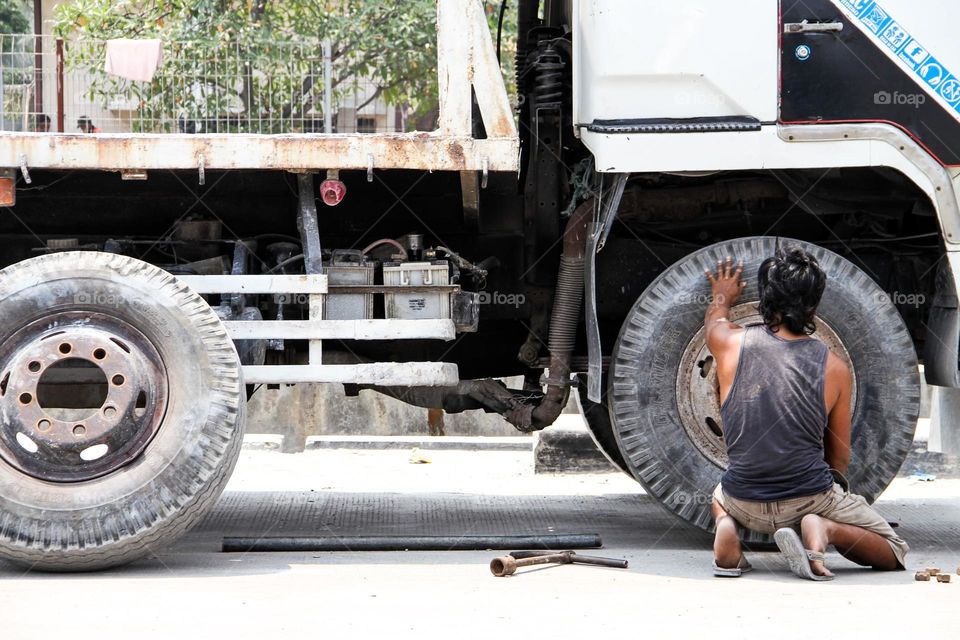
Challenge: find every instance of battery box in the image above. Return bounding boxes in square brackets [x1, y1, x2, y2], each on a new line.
[383, 261, 451, 320]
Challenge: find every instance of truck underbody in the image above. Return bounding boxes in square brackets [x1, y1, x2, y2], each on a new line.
[0, 163, 944, 377]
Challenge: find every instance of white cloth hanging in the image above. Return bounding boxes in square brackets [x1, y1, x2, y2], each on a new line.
[104, 39, 164, 83]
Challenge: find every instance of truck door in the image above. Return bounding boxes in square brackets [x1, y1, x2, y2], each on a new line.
[781, 0, 960, 165]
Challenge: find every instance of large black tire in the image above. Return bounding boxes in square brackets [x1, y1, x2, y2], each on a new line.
[609, 237, 920, 539]
[574, 374, 628, 474]
[0, 252, 245, 571]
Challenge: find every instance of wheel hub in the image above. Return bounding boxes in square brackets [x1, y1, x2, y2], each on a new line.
[676, 304, 855, 469]
[0, 313, 168, 482]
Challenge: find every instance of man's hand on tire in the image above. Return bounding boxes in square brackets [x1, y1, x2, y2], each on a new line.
[705, 256, 746, 311]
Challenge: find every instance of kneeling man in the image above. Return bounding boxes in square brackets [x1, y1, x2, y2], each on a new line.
[705, 248, 908, 580]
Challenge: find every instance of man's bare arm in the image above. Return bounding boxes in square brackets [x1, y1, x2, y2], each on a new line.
[824, 353, 852, 474]
[704, 257, 746, 356]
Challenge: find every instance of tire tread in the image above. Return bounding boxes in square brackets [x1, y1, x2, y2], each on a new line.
[0, 252, 245, 571]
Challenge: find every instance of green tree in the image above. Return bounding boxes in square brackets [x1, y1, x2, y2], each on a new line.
[1, 1, 33, 131]
[0, 1, 31, 34]
[52, 0, 516, 134]
[484, 0, 517, 104]
[53, 1, 438, 132]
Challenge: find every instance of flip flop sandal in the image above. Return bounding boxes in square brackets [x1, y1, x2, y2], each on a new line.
[774, 528, 833, 581]
[713, 555, 753, 578]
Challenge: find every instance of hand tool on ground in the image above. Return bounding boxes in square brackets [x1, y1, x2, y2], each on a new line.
[490, 550, 628, 576]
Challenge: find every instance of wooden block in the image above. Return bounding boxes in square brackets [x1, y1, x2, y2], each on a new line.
[915, 571, 931, 581]
[926, 567, 941, 576]
[937, 573, 952, 583]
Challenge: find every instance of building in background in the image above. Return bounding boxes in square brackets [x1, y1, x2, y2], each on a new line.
[1, 0, 410, 134]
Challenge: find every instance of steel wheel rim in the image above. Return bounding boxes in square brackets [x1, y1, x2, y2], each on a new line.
[0, 312, 169, 482]
[675, 304, 856, 469]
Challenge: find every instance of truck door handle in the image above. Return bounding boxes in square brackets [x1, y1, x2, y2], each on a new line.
[784, 20, 844, 34]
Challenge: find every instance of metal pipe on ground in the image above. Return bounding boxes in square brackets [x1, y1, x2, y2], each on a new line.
[222, 534, 603, 553]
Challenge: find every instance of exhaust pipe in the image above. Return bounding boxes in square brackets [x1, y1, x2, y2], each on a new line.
[506, 199, 591, 432]
[362, 200, 593, 434]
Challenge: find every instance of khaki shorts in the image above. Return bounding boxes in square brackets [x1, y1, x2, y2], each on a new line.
[713, 483, 909, 568]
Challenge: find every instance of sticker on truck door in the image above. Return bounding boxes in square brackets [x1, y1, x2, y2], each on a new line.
[780, 0, 960, 165]
[835, 0, 960, 116]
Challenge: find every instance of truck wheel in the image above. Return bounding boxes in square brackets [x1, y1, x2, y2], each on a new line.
[0, 252, 245, 570]
[574, 374, 628, 474]
[609, 237, 919, 540]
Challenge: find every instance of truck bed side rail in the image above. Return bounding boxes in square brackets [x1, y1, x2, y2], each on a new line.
[0, 0, 518, 173]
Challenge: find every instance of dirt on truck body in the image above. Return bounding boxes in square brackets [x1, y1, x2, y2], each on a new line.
[0, 0, 957, 569]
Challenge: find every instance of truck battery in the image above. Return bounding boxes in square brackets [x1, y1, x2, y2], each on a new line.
[383, 261, 451, 320]
[323, 250, 375, 320]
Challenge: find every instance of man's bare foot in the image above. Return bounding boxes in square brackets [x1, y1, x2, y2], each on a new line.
[800, 514, 835, 578]
[714, 514, 742, 569]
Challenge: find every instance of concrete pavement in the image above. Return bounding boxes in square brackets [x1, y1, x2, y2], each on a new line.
[1, 447, 958, 639]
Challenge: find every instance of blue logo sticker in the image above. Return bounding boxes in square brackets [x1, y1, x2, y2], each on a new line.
[837, 1, 960, 119]
[879, 21, 908, 51]
[838, 0, 873, 14]
[795, 44, 812, 61]
[898, 39, 930, 69]
[861, 4, 891, 33]
[939, 77, 960, 105]
[920, 57, 946, 88]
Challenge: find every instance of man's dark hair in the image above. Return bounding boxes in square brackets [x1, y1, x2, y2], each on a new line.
[757, 247, 826, 335]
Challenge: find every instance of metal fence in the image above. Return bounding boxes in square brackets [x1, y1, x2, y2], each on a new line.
[0, 34, 422, 135]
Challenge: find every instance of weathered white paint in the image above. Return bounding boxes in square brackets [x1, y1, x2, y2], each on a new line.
[580, 124, 960, 248]
[242, 362, 459, 386]
[177, 274, 328, 294]
[222, 319, 456, 341]
[437, 1, 473, 137]
[464, 1, 518, 139]
[0, 133, 517, 172]
[438, 0, 516, 140]
[309, 293, 324, 366]
[778, 123, 960, 246]
[1, 1, 518, 173]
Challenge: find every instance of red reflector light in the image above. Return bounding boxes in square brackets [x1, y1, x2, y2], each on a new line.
[0, 177, 14, 207]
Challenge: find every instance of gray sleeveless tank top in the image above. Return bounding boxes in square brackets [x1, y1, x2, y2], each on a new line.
[719, 325, 834, 501]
